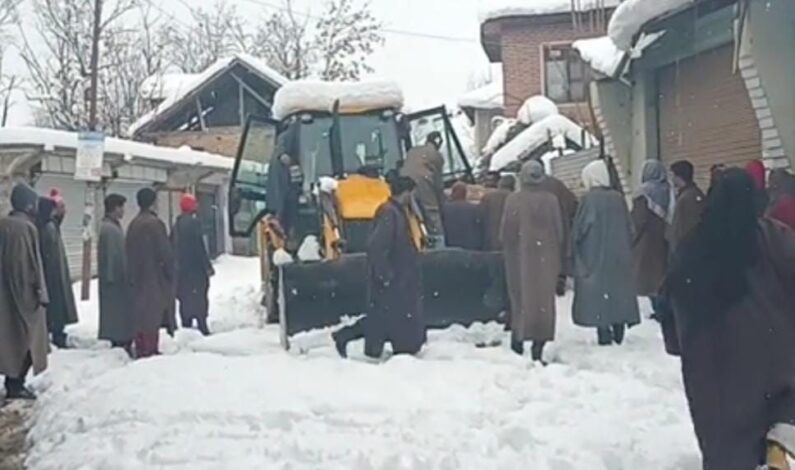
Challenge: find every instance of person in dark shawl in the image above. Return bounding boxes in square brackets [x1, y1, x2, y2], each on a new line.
[35, 196, 78, 349]
[501, 161, 564, 363]
[266, 125, 303, 237]
[746, 159, 769, 217]
[767, 169, 795, 231]
[332, 176, 425, 359]
[126, 188, 176, 358]
[669, 161, 705, 254]
[441, 182, 483, 250]
[401, 132, 446, 244]
[0, 184, 49, 400]
[98, 194, 134, 354]
[537, 171, 578, 294]
[572, 160, 640, 346]
[660, 168, 795, 470]
[480, 174, 515, 252]
[631, 160, 672, 316]
[172, 193, 214, 336]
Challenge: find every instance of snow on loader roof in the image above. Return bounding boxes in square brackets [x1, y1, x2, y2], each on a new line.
[272, 80, 405, 120]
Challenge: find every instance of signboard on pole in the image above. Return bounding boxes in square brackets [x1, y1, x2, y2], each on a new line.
[74, 131, 105, 182]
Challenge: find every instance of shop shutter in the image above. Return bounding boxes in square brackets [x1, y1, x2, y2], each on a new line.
[658, 45, 762, 191]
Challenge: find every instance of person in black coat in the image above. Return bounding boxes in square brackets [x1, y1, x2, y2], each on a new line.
[266, 126, 303, 236]
[171, 194, 214, 336]
[36, 196, 78, 348]
[332, 176, 426, 359]
[441, 182, 483, 250]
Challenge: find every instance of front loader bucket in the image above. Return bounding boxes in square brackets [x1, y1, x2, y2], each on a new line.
[279, 250, 506, 339]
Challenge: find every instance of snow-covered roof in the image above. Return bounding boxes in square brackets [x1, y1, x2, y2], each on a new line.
[130, 53, 289, 136]
[272, 80, 404, 120]
[479, 0, 621, 23]
[458, 81, 504, 110]
[0, 127, 233, 171]
[489, 114, 595, 171]
[140, 73, 198, 102]
[573, 36, 625, 77]
[608, 0, 693, 51]
[483, 117, 517, 156]
[516, 95, 559, 125]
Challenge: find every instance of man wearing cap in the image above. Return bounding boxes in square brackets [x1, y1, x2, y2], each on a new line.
[98, 194, 134, 355]
[171, 193, 214, 336]
[0, 183, 49, 399]
[401, 132, 446, 245]
[126, 188, 176, 357]
[332, 176, 426, 359]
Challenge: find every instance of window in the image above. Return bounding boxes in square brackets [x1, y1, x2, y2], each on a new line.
[543, 44, 591, 103]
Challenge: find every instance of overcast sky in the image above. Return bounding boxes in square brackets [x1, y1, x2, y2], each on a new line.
[4, 0, 493, 126]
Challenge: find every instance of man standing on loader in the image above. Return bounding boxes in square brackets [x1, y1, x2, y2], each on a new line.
[401, 131, 445, 245]
[266, 127, 304, 240]
[332, 176, 426, 359]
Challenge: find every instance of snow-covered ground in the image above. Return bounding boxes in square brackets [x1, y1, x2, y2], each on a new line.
[25, 256, 700, 469]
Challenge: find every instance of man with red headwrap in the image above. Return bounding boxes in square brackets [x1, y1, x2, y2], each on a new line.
[171, 193, 214, 336]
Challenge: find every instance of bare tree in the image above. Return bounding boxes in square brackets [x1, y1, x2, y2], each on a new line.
[314, 0, 383, 81]
[250, 0, 313, 80]
[163, 0, 249, 73]
[0, 0, 22, 126]
[20, 0, 173, 136]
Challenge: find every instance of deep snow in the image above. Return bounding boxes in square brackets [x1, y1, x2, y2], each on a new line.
[24, 256, 701, 469]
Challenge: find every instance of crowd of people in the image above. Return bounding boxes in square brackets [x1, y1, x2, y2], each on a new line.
[333, 138, 795, 468]
[0, 185, 214, 400]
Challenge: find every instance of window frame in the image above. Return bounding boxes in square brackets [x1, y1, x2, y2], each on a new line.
[540, 42, 592, 104]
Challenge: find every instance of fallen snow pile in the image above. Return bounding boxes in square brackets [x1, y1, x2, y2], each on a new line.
[273, 80, 404, 120]
[479, 0, 621, 23]
[297, 236, 322, 262]
[25, 256, 701, 469]
[490, 114, 595, 171]
[483, 117, 517, 156]
[609, 0, 693, 50]
[458, 81, 504, 110]
[573, 36, 625, 77]
[517, 95, 559, 125]
[272, 248, 294, 266]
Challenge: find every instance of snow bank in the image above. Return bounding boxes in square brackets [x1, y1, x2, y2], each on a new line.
[483, 117, 517, 156]
[573, 36, 625, 77]
[458, 81, 504, 110]
[272, 80, 404, 120]
[0, 127, 232, 170]
[490, 114, 595, 171]
[28, 266, 702, 469]
[479, 0, 621, 23]
[131, 53, 288, 135]
[517, 95, 559, 125]
[297, 235, 322, 262]
[608, 0, 693, 51]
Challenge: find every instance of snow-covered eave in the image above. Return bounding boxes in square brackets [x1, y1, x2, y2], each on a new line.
[457, 82, 504, 111]
[131, 54, 287, 137]
[0, 127, 233, 172]
[608, 0, 695, 52]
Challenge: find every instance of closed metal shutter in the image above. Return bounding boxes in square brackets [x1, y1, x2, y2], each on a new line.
[658, 45, 762, 190]
[34, 175, 97, 280]
[550, 148, 629, 197]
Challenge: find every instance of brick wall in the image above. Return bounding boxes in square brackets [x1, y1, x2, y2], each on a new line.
[500, 16, 606, 118]
[145, 127, 243, 157]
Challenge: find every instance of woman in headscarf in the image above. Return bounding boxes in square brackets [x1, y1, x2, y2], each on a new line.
[660, 168, 795, 470]
[500, 161, 564, 363]
[572, 159, 640, 346]
[767, 169, 795, 231]
[631, 160, 672, 316]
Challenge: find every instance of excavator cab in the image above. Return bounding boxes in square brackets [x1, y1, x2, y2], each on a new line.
[228, 81, 504, 349]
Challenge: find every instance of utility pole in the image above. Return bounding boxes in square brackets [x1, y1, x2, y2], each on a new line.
[80, 0, 103, 301]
